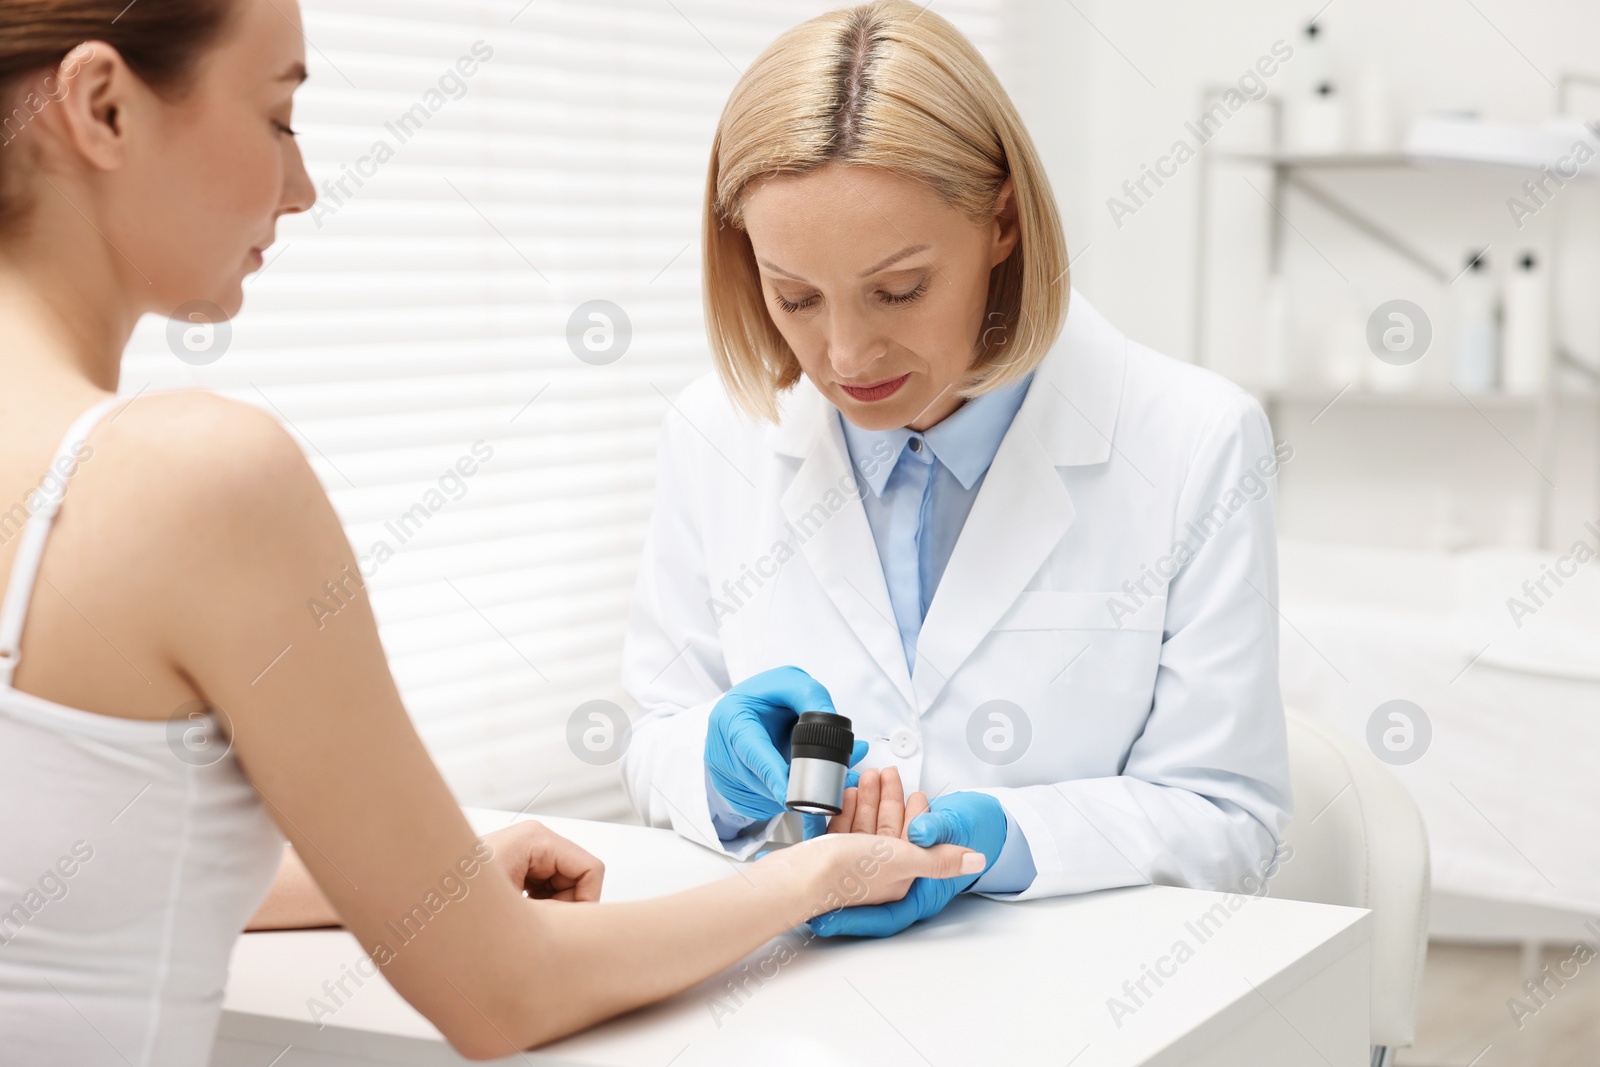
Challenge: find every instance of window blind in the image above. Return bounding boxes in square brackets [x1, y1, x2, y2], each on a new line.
[120, 0, 1010, 820]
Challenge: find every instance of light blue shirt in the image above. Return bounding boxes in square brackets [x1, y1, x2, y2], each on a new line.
[707, 375, 1038, 895]
[839, 375, 1033, 676]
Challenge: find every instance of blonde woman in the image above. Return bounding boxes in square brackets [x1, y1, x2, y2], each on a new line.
[621, 0, 1294, 936]
[0, 0, 986, 1062]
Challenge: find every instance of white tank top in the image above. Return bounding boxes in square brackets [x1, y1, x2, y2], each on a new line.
[0, 397, 284, 1067]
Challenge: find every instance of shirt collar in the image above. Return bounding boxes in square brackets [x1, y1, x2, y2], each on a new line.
[840, 372, 1034, 497]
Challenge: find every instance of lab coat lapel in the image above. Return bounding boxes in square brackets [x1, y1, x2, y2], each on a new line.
[911, 424, 1074, 712]
[770, 381, 918, 709]
[912, 293, 1129, 713]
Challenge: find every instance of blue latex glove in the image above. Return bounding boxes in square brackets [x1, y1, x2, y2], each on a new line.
[706, 666, 869, 823]
[807, 791, 1007, 939]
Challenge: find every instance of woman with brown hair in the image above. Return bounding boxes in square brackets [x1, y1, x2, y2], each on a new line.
[0, 1, 982, 1061]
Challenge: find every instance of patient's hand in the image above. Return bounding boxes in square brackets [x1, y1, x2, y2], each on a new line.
[484, 821, 605, 902]
[824, 767, 929, 840]
[247, 820, 604, 932]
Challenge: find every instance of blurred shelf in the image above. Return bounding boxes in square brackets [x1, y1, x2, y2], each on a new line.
[1218, 151, 1427, 169]
[1217, 115, 1600, 177]
[1214, 150, 1600, 178]
[1194, 80, 1600, 551]
[1262, 387, 1600, 410]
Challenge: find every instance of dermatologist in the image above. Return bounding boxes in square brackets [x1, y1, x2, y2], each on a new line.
[620, 0, 1294, 937]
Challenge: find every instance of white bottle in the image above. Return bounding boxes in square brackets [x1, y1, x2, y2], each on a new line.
[1295, 20, 1333, 97]
[1259, 272, 1292, 388]
[1291, 82, 1347, 155]
[1501, 251, 1550, 394]
[1351, 60, 1395, 153]
[1321, 286, 1368, 388]
[1287, 21, 1345, 155]
[1429, 490, 1473, 551]
[1502, 495, 1540, 549]
[1453, 251, 1499, 393]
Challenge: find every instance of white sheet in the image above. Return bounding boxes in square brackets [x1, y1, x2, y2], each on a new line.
[1276, 538, 1600, 916]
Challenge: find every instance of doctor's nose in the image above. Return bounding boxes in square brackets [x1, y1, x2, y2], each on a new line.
[823, 310, 890, 379]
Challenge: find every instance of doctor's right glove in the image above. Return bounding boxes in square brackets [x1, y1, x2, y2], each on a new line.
[705, 666, 869, 824]
[806, 790, 1008, 939]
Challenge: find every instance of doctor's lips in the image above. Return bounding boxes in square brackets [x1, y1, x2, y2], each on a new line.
[838, 373, 910, 403]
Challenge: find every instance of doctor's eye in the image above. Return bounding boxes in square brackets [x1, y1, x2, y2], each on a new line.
[774, 291, 819, 314]
[877, 281, 928, 306]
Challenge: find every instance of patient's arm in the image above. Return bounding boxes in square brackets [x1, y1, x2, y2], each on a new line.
[248, 844, 341, 930]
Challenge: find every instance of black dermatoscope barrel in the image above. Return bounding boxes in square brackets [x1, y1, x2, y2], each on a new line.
[785, 711, 855, 816]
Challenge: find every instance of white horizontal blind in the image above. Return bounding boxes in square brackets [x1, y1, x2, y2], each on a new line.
[120, 0, 1009, 820]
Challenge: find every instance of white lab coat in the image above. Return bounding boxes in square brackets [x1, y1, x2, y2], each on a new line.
[620, 292, 1293, 900]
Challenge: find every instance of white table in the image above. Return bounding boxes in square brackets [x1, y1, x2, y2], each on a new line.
[215, 809, 1371, 1067]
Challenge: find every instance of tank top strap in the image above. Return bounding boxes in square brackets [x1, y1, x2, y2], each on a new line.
[0, 395, 129, 687]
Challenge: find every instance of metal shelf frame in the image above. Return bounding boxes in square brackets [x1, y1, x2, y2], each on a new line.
[1190, 77, 1600, 550]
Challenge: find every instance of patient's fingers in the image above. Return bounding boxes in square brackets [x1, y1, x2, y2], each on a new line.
[827, 786, 858, 835]
[525, 828, 605, 902]
[825, 768, 925, 839]
[850, 768, 881, 835]
[876, 766, 906, 838]
[902, 790, 929, 839]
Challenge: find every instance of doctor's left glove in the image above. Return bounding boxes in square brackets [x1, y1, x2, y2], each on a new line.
[705, 666, 869, 822]
[807, 791, 1007, 939]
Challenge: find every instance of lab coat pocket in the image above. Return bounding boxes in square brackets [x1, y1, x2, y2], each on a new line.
[987, 592, 1168, 759]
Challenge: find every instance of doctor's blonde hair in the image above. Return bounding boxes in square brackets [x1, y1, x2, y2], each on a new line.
[703, 0, 1068, 423]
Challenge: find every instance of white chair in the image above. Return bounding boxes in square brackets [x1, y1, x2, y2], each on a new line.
[1266, 709, 1431, 1067]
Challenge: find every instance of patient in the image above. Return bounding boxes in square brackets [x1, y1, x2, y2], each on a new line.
[0, 1, 983, 1063]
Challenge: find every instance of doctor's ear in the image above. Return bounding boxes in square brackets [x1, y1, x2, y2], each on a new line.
[42, 43, 144, 173]
[987, 177, 1021, 269]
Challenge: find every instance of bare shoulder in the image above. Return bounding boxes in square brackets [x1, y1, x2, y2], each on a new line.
[94, 391, 317, 505]
[24, 391, 350, 711]
[99, 389, 302, 470]
[80, 391, 337, 566]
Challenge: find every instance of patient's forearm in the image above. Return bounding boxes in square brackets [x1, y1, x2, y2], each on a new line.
[248, 844, 342, 930]
[495, 858, 818, 1051]
[493, 835, 971, 1050]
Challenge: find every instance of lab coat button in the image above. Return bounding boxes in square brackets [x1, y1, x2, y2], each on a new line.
[889, 727, 919, 758]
